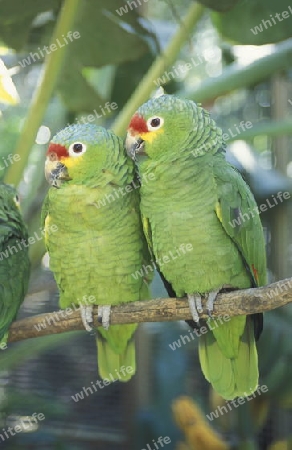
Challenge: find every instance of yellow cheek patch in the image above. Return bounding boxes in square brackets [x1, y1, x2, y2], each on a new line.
[60, 155, 84, 169]
[140, 128, 164, 143]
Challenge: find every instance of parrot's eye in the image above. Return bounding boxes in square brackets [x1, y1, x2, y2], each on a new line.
[68, 142, 87, 157]
[147, 116, 164, 131]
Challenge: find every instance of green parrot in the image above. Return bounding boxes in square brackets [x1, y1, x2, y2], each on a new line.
[126, 92, 267, 399]
[42, 124, 151, 381]
[0, 183, 30, 346]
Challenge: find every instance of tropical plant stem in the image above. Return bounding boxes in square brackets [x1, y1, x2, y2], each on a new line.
[112, 2, 205, 137]
[180, 38, 292, 103]
[4, 0, 82, 186]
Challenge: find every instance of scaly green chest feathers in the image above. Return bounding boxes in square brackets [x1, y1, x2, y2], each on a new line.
[46, 182, 147, 306]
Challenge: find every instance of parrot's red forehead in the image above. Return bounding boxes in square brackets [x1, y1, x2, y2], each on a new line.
[128, 114, 148, 134]
[47, 143, 68, 159]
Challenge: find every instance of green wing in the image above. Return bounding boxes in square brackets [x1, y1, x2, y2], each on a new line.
[141, 214, 178, 297]
[0, 196, 30, 343]
[141, 214, 154, 261]
[198, 155, 267, 399]
[213, 155, 267, 287]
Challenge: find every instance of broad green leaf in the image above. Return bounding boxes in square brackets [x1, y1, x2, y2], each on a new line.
[56, 0, 157, 111]
[57, 60, 105, 113]
[212, 0, 292, 45]
[65, 0, 155, 68]
[111, 52, 155, 109]
[0, 0, 157, 113]
[0, 0, 60, 51]
[0, 0, 59, 21]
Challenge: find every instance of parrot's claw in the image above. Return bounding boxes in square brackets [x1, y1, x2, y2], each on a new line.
[97, 305, 111, 330]
[206, 290, 219, 318]
[195, 295, 203, 313]
[80, 305, 94, 332]
[187, 294, 202, 323]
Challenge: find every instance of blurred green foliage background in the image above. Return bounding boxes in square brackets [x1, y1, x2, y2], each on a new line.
[0, 0, 292, 449]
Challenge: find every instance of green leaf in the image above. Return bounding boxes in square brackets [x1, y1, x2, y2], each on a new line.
[111, 52, 155, 110]
[0, 0, 157, 113]
[0, 0, 59, 21]
[0, 0, 60, 51]
[212, 0, 292, 45]
[56, 0, 157, 112]
[57, 60, 105, 113]
[65, 0, 154, 68]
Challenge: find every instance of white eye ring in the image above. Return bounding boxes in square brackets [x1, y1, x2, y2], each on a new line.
[68, 142, 87, 157]
[147, 116, 164, 131]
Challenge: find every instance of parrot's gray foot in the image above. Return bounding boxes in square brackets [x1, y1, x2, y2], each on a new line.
[98, 305, 111, 330]
[187, 294, 203, 323]
[80, 305, 94, 332]
[206, 290, 219, 318]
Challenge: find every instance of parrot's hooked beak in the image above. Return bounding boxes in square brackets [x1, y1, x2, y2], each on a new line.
[45, 154, 71, 188]
[125, 133, 145, 160]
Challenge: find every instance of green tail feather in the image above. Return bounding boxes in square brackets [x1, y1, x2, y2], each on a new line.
[97, 324, 137, 382]
[199, 317, 258, 400]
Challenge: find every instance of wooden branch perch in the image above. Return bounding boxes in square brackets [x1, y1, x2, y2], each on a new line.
[8, 278, 292, 343]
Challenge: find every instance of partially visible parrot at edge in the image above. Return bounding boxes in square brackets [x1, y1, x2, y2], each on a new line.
[126, 91, 267, 399]
[0, 183, 30, 346]
[42, 124, 152, 381]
